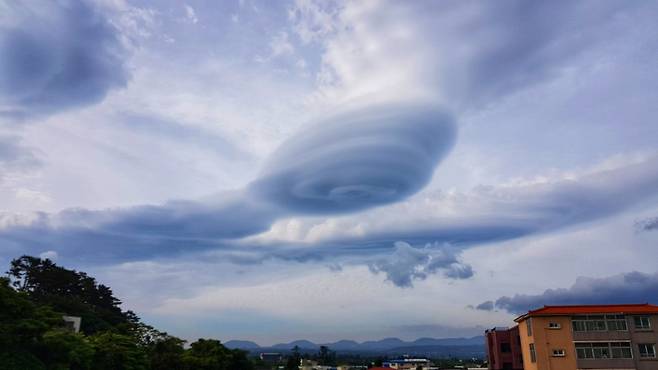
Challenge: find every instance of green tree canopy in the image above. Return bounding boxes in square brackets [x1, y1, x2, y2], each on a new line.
[89, 332, 148, 370]
[8, 256, 127, 334]
[1, 256, 260, 370]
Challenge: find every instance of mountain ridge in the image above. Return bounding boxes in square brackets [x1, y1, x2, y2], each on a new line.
[224, 335, 485, 353]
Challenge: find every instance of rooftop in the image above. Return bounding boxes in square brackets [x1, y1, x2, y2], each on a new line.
[515, 303, 658, 322]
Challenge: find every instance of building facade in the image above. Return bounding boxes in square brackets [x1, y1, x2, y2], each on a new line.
[486, 326, 524, 370]
[514, 304, 658, 370]
[62, 315, 81, 333]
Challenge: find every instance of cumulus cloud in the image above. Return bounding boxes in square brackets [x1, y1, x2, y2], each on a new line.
[0, 0, 129, 119]
[635, 217, 658, 232]
[38, 250, 58, 261]
[249, 102, 455, 214]
[368, 241, 472, 287]
[487, 271, 658, 314]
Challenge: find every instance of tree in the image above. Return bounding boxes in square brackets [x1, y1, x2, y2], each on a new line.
[89, 332, 148, 370]
[182, 339, 229, 370]
[317, 345, 335, 366]
[39, 330, 95, 370]
[285, 345, 301, 370]
[2, 256, 259, 370]
[7, 255, 128, 334]
[148, 336, 186, 370]
[0, 277, 62, 361]
[227, 349, 253, 370]
[181, 339, 253, 370]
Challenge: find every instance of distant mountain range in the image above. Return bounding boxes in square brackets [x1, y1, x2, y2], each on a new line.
[224, 336, 485, 357]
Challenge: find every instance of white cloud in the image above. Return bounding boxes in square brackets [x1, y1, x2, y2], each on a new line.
[184, 4, 198, 24]
[38, 250, 58, 261]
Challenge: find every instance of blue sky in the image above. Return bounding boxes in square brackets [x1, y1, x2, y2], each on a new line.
[1, 0, 657, 345]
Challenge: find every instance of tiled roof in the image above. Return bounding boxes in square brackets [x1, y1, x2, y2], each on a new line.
[514, 303, 658, 322]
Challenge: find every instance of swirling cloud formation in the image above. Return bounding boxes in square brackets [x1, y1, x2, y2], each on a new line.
[249, 103, 456, 214]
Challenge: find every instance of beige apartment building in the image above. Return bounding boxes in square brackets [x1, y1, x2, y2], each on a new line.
[513, 304, 658, 370]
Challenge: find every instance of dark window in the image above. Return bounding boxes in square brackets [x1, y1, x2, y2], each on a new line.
[529, 343, 536, 363]
[638, 344, 656, 358]
[576, 342, 632, 359]
[526, 318, 533, 336]
[572, 314, 619, 331]
[501, 343, 511, 353]
[610, 342, 632, 359]
[635, 316, 652, 329]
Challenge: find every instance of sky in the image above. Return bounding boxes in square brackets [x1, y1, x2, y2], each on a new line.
[1, 0, 657, 345]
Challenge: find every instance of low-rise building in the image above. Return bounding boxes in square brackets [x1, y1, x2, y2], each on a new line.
[513, 303, 658, 370]
[485, 326, 523, 370]
[383, 358, 436, 369]
[259, 352, 283, 363]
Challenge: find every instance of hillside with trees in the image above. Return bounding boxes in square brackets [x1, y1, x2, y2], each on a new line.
[0, 255, 254, 370]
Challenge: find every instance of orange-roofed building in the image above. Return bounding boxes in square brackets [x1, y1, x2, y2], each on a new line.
[512, 303, 658, 370]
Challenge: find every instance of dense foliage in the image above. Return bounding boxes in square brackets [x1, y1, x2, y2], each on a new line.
[0, 255, 253, 370]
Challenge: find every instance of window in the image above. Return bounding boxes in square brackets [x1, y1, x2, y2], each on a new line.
[552, 349, 566, 357]
[592, 343, 610, 359]
[576, 343, 593, 359]
[572, 320, 586, 332]
[586, 315, 607, 331]
[548, 322, 561, 329]
[526, 318, 533, 336]
[610, 342, 633, 359]
[529, 343, 536, 363]
[635, 316, 652, 330]
[638, 344, 656, 358]
[501, 343, 511, 353]
[606, 314, 627, 331]
[576, 342, 632, 359]
[572, 315, 623, 331]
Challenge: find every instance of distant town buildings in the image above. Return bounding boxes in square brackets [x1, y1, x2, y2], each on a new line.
[486, 303, 658, 370]
[259, 352, 283, 363]
[382, 357, 436, 369]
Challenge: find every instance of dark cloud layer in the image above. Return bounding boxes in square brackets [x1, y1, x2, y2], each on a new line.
[475, 301, 494, 311]
[341, 156, 658, 247]
[1, 154, 657, 276]
[481, 271, 658, 314]
[0, 1, 128, 119]
[249, 103, 455, 214]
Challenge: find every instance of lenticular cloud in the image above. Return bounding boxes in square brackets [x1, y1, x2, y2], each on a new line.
[249, 103, 456, 214]
[0, 102, 457, 260]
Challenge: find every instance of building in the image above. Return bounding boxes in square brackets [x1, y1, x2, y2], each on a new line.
[259, 352, 282, 363]
[514, 304, 658, 370]
[382, 358, 436, 369]
[485, 326, 523, 370]
[62, 315, 81, 333]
